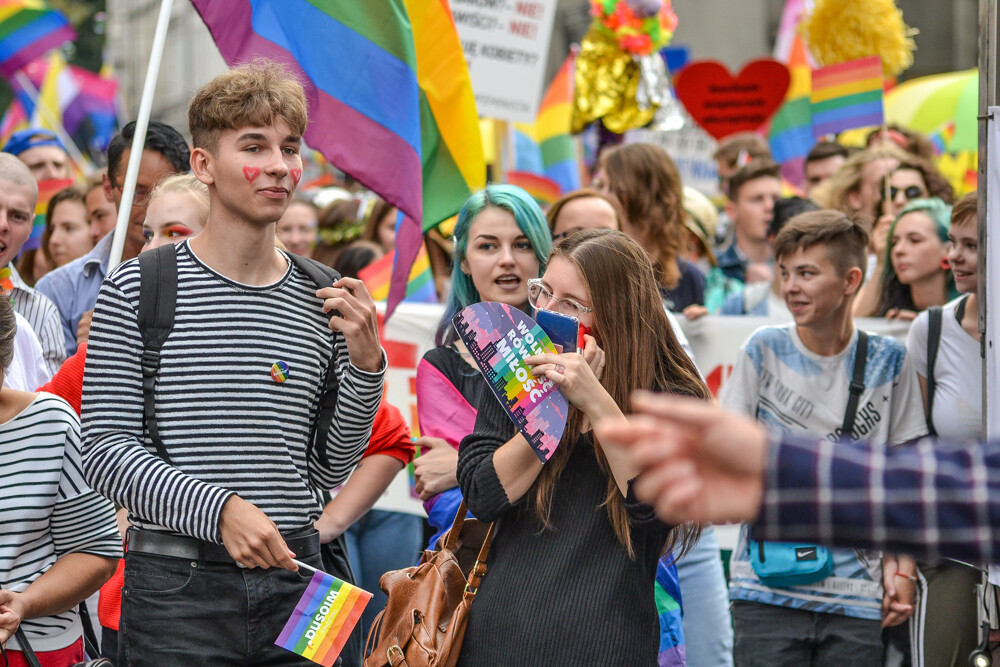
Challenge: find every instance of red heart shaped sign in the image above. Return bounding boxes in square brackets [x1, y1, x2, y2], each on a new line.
[675, 59, 790, 141]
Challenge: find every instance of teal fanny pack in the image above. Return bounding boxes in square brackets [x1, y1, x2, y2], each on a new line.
[749, 539, 833, 587]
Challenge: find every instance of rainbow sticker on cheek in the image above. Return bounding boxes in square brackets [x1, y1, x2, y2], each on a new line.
[290, 168, 302, 185]
[243, 166, 260, 183]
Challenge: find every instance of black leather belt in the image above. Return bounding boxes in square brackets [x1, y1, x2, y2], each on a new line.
[127, 528, 320, 564]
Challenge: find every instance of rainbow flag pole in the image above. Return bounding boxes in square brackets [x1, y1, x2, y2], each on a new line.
[275, 560, 372, 666]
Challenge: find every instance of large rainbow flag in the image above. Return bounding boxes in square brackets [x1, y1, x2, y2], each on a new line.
[512, 54, 579, 197]
[190, 1, 484, 316]
[768, 34, 813, 167]
[275, 570, 371, 666]
[0, 0, 75, 78]
[811, 56, 885, 139]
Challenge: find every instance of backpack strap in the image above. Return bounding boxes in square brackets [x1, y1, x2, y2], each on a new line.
[287, 253, 343, 470]
[842, 331, 868, 441]
[137, 243, 178, 464]
[925, 305, 944, 436]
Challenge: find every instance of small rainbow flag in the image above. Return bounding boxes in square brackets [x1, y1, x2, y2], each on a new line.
[25, 176, 73, 252]
[275, 570, 371, 666]
[929, 121, 956, 156]
[506, 171, 561, 207]
[811, 56, 884, 140]
[359, 244, 437, 304]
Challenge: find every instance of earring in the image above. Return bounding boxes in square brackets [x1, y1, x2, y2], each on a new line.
[941, 258, 951, 270]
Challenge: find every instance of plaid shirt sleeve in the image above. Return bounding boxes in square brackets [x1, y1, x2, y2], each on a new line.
[753, 433, 1000, 565]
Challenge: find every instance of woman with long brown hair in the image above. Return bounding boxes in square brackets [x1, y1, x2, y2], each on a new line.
[456, 228, 708, 665]
[594, 143, 705, 311]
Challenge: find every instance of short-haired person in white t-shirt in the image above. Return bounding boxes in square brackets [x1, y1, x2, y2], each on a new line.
[720, 210, 927, 665]
[904, 191, 983, 667]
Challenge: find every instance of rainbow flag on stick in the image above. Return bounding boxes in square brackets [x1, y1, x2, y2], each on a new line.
[0, 0, 75, 78]
[275, 569, 371, 666]
[811, 56, 884, 139]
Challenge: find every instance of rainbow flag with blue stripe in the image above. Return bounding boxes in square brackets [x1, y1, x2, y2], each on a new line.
[190, 1, 484, 317]
[0, 0, 75, 78]
[811, 56, 884, 139]
[275, 570, 371, 666]
[25, 176, 73, 252]
[358, 244, 437, 304]
[513, 54, 580, 197]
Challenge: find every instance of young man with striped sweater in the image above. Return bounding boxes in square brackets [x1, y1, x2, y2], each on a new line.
[81, 62, 385, 665]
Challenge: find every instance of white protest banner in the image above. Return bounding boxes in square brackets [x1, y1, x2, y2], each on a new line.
[452, 0, 558, 122]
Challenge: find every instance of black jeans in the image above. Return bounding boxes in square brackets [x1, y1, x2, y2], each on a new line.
[118, 548, 325, 666]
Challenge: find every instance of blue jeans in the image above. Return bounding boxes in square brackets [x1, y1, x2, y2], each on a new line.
[675, 526, 734, 667]
[119, 549, 324, 666]
[344, 510, 424, 638]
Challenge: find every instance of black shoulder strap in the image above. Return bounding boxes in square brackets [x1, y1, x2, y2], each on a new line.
[926, 305, 943, 436]
[842, 331, 868, 441]
[287, 253, 343, 470]
[137, 243, 178, 464]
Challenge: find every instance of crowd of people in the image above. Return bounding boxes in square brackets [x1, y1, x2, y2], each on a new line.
[0, 55, 990, 667]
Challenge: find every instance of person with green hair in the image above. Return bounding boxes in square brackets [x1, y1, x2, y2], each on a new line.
[876, 197, 959, 320]
[414, 184, 552, 546]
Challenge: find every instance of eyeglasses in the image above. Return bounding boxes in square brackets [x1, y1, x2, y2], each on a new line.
[111, 179, 153, 207]
[889, 185, 925, 202]
[527, 278, 593, 317]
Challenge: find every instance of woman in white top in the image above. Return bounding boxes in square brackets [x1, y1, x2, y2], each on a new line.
[905, 192, 981, 667]
[0, 295, 120, 666]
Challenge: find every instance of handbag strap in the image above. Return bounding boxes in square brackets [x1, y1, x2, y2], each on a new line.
[13, 627, 43, 667]
[464, 522, 496, 597]
[841, 331, 868, 441]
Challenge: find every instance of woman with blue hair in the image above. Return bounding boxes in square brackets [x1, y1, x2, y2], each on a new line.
[876, 197, 959, 320]
[413, 185, 551, 547]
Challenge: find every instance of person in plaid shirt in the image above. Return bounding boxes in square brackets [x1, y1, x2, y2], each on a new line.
[596, 392, 999, 566]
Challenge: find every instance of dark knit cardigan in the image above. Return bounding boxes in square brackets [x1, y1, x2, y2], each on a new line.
[456, 395, 671, 666]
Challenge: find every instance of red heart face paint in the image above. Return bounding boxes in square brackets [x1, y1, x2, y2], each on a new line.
[290, 168, 302, 185]
[243, 166, 260, 183]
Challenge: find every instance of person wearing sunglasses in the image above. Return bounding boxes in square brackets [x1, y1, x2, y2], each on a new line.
[854, 156, 954, 318]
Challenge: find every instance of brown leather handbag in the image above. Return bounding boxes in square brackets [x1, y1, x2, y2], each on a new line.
[363, 501, 494, 667]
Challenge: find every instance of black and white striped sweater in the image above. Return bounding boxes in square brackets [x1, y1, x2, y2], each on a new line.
[81, 242, 384, 543]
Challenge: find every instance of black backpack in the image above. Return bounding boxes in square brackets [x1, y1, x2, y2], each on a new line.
[925, 294, 971, 436]
[136, 243, 342, 468]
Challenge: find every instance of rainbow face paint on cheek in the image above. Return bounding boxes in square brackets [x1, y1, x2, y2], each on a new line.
[243, 166, 260, 183]
[290, 168, 302, 185]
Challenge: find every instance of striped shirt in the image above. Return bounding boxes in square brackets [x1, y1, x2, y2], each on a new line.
[1, 394, 120, 652]
[81, 242, 384, 543]
[9, 264, 64, 377]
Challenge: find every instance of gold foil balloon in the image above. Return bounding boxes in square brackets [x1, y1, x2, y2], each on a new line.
[571, 26, 658, 134]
